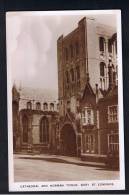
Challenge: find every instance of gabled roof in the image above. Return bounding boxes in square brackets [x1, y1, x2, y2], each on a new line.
[80, 81, 96, 107]
[98, 85, 118, 103]
[81, 81, 95, 101]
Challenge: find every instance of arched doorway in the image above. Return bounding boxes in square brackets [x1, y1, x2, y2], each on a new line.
[61, 124, 77, 156]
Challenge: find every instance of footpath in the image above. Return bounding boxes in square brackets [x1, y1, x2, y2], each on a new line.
[14, 153, 106, 168]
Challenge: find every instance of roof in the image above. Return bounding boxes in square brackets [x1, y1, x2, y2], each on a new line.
[18, 86, 58, 103]
[98, 85, 118, 103]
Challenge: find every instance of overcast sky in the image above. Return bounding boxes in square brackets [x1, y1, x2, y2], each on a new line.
[6, 11, 117, 92]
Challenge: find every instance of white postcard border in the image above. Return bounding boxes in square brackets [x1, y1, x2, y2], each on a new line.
[6, 10, 125, 192]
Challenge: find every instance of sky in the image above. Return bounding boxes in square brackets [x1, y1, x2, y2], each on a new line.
[6, 11, 117, 92]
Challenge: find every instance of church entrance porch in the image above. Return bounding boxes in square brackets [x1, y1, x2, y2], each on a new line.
[60, 124, 77, 157]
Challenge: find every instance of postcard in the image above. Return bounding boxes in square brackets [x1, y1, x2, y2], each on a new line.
[6, 10, 125, 191]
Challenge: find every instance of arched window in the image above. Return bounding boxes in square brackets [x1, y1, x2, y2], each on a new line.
[27, 101, 32, 109]
[70, 69, 74, 82]
[36, 102, 41, 110]
[100, 62, 105, 77]
[22, 115, 28, 143]
[99, 37, 105, 52]
[65, 71, 69, 84]
[70, 44, 74, 58]
[108, 39, 112, 53]
[43, 102, 48, 111]
[67, 100, 71, 112]
[40, 117, 49, 143]
[75, 42, 79, 56]
[50, 103, 54, 111]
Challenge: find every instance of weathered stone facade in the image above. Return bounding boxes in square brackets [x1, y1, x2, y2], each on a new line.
[12, 86, 59, 154]
[57, 17, 118, 166]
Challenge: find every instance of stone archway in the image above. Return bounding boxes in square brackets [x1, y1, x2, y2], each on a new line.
[61, 124, 77, 156]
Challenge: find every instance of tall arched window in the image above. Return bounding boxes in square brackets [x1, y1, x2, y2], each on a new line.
[108, 39, 112, 53]
[36, 102, 41, 110]
[43, 102, 48, 111]
[40, 117, 49, 143]
[22, 115, 28, 143]
[99, 37, 105, 52]
[100, 62, 105, 77]
[50, 103, 54, 111]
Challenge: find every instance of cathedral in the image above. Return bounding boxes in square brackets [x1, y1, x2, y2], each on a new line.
[12, 86, 59, 154]
[12, 16, 119, 167]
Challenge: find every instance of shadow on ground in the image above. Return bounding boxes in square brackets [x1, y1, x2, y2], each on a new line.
[18, 156, 117, 171]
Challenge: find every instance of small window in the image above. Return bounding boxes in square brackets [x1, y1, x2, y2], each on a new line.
[27, 101, 32, 109]
[108, 105, 118, 123]
[99, 37, 105, 52]
[43, 102, 48, 111]
[81, 107, 94, 125]
[85, 135, 95, 153]
[108, 133, 119, 153]
[50, 103, 54, 111]
[36, 102, 41, 110]
[100, 62, 105, 77]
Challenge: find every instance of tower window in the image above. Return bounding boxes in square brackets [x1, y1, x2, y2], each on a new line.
[100, 62, 105, 77]
[99, 37, 105, 52]
[108, 39, 112, 53]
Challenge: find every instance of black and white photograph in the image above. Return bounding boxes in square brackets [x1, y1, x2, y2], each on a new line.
[6, 10, 125, 191]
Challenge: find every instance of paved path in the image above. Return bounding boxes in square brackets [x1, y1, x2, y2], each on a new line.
[14, 154, 119, 182]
